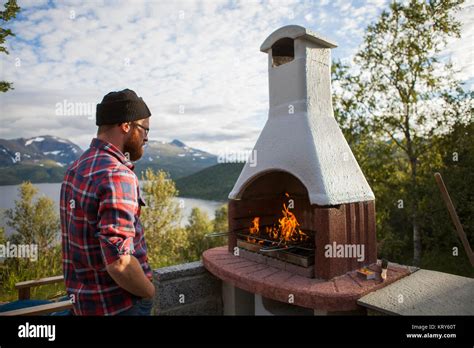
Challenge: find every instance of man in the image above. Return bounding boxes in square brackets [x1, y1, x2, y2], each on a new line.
[60, 89, 155, 315]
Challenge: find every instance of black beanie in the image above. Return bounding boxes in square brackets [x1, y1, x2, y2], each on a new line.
[96, 89, 151, 126]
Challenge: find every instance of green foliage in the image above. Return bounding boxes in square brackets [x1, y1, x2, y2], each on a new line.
[175, 163, 244, 201]
[183, 208, 214, 261]
[0, 164, 67, 185]
[0, 81, 13, 92]
[182, 205, 228, 261]
[0, 245, 64, 302]
[0, 0, 20, 92]
[417, 120, 474, 277]
[213, 204, 228, 233]
[332, 0, 470, 266]
[211, 204, 228, 249]
[0, 227, 5, 244]
[140, 168, 189, 268]
[140, 168, 228, 268]
[0, 182, 63, 302]
[4, 182, 59, 251]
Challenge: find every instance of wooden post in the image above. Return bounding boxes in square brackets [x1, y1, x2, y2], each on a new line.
[18, 288, 30, 300]
[434, 172, 474, 267]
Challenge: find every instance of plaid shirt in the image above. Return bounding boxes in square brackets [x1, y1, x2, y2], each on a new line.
[60, 138, 152, 315]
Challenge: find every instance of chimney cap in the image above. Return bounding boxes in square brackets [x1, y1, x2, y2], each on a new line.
[260, 25, 337, 52]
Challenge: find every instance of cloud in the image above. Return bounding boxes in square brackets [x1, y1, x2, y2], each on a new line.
[0, 0, 471, 155]
[443, 0, 474, 84]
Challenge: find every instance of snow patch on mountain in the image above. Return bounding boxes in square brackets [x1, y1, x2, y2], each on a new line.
[25, 137, 45, 146]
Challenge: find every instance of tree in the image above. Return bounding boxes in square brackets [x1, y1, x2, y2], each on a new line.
[0, 226, 5, 244]
[2, 182, 63, 301]
[417, 116, 474, 276]
[0, 0, 20, 92]
[4, 182, 59, 251]
[139, 169, 189, 268]
[213, 204, 228, 233]
[184, 208, 213, 261]
[140, 169, 229, 266]
[342, 0, 467, 265]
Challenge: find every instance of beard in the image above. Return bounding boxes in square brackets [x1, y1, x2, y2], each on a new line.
[123, 130, 145, 161]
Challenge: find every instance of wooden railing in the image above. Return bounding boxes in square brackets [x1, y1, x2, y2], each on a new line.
[0, 275, 73, 316]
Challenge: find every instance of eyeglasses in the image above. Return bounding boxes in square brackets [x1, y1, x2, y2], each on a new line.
[134, 123, 149, 136]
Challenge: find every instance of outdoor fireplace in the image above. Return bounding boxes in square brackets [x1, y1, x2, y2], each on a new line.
[203, 25, 411, 314]
[227, 25, 376, 280]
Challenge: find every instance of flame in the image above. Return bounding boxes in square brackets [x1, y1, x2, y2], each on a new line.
[247, 193, 310, 246]
[250, 217, 259, 234]
[247, 217, 264, 245]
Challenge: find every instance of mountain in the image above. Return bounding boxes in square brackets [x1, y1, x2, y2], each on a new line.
[134, 139, 217, 179]
[0, 136, 218, 185]
[170, 139, 187, 147]
[0, 164, 68, 185]
[175, 162, 245, 201]
[0, 135, 83, 168]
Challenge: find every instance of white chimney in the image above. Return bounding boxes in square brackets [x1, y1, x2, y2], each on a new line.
[229, 25, 375, 205]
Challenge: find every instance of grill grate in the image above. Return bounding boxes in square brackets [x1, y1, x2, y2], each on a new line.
[236, 232, 315, 267]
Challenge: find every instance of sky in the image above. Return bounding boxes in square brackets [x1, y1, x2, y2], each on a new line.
[0, 0, 472, 155]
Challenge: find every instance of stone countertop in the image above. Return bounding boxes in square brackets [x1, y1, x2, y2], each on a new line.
[357, 269, 474, 315]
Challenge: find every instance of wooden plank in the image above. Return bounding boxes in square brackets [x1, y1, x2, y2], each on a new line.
[315, 207, 330, 279]
[228, 200, 238, 252]
[15, 275, 64, 289]
[0, 300, 73, 316]
[366, 201, 377, 264]
[353, 203, 360, 247]
[356, 202, 365, 268]
[347, 203, 358, 271]
[327, 205, 349, 278]
[18, 288, 30, 301]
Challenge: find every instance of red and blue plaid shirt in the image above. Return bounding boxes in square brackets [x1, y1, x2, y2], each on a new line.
[60, 138, 152, 315]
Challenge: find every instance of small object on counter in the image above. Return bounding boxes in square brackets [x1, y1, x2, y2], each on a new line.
[357, 267, 375, 280]
[381, 259, 388, 281]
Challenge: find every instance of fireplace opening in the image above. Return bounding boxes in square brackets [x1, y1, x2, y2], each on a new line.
[229, 171, 316, 276]
[271, 38, 294, 67]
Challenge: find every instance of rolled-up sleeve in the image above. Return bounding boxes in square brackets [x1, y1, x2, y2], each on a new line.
[97, 170, 139, 265]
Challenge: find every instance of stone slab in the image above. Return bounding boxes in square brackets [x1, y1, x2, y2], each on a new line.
[357, 269, 474, 315]
[155, 273, 221, 311]
[156, 297, 222, 316]
[153, 261, 206, 282]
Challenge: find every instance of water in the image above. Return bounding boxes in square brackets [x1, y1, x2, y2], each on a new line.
[0, 182, 224, 236]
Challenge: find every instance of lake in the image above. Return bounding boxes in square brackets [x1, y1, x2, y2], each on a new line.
[0, 182, 225, 236]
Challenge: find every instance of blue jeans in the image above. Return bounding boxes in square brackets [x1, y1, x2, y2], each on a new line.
[117, 297, 153, 316]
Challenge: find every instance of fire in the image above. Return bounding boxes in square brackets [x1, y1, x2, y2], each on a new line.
[247, 193, 310, 246]
[249, 217, 260, 235]
[247, 217, 264, 245]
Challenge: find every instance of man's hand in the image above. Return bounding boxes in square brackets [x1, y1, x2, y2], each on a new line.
[106, 254, 155, 298]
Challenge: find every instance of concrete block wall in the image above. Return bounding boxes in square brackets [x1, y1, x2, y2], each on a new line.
[152, 261, 223, 315]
